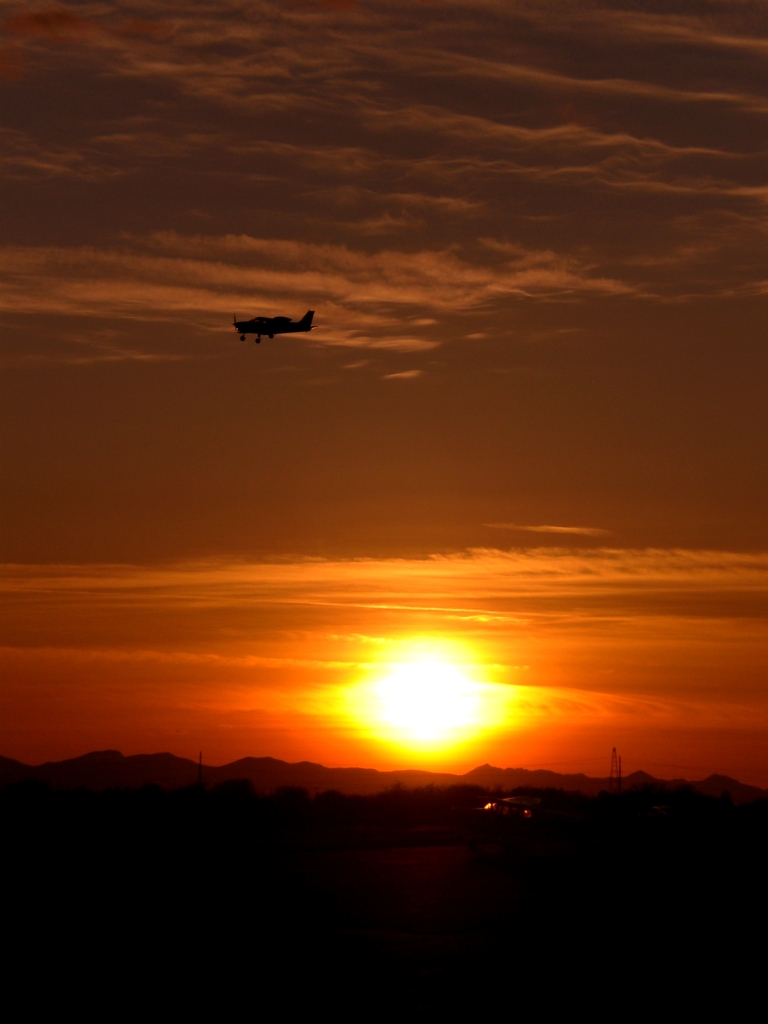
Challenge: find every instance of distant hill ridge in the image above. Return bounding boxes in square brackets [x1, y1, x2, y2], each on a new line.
[0, 750, 765, 805]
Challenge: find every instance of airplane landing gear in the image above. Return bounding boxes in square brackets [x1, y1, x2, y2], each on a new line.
[240, 334, 246, 341]
[256, 336, 261, 343]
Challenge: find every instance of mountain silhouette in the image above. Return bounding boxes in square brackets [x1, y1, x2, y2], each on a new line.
[0, 751, 764, 804]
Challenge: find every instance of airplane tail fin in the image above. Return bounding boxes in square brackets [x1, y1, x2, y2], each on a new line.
[299, 310, 314, 329]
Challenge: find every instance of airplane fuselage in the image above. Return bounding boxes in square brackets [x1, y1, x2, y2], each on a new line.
[234, 310, 314, 341]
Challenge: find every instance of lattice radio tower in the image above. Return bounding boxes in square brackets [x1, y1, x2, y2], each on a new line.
[610, 747, 622, 794]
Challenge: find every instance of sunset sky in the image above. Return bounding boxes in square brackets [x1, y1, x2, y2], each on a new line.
[2, 1, 767, 783]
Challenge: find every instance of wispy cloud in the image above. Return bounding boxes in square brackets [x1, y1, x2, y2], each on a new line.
[4, 547, 768, 624]
[381, 45, 768, 115]
[486, 524, 609, 536]
[382, 369, 422, 380]
[3, 0, 766, 302]
[0, 128, 123, 180]
[0, 233, 638, 348]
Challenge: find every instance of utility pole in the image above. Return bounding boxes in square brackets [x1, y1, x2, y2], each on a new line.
[198, 751, 203, 788]
[610, 747, 622, 794]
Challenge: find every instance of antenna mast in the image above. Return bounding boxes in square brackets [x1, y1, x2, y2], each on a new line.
[198, 750, 203, 788]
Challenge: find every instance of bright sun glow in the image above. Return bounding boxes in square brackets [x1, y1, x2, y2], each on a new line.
[376, 661, 479, 739]
[341, 640, 518, 757]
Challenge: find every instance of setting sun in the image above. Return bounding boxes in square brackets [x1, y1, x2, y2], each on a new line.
[339, 642, 518, 759]
[376, 661, 479, 739]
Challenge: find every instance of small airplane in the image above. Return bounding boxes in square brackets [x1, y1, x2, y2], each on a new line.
[233, 310, 315, 343]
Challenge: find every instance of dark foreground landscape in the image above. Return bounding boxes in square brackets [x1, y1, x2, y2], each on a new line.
[3, 776, 766, 1010]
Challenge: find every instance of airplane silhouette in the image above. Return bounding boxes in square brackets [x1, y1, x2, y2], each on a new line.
[233, 310, 315, 343]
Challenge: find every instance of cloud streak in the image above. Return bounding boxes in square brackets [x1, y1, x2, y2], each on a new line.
[486, 524, 609, 536]
[0, 232, 638, 356]
[4, 0, 766, 304]
[4, 547, 768, 630]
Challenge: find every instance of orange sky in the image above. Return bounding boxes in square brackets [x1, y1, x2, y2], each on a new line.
[1, 1, 767, 783]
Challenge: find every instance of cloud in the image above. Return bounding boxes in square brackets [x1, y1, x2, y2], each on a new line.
[382, 369, 422, 379]
[3, 2, 767, 336]
[486, 524, 609, 536]
[4, 3, 764, 224]
[581, 7, 768, 58]
[0, 232, 638, 343]
[380, 45, 768, 116]
[0, 128, 122, 180]
[5, 546, 768, 621]
[365, 103, 761, 206]
[332, 335, 437, 352]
